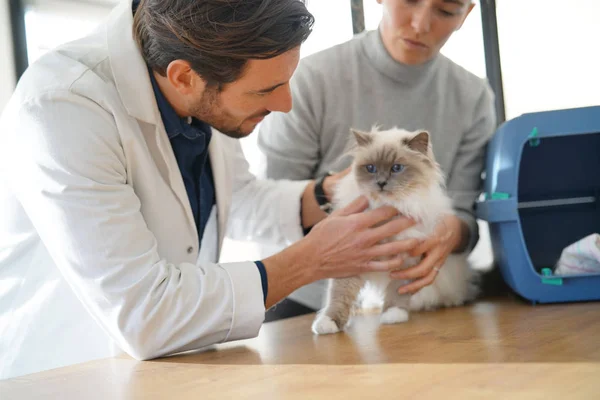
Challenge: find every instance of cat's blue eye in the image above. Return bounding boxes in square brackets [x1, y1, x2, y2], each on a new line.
[391, 164, 405, 173]
[365, 164, 377, 173]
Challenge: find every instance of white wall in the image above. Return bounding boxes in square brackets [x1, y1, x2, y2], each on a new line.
[0, 0, 16, 113]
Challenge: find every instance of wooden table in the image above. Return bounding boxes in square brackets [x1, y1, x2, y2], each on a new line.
[2, 297, 599, 399]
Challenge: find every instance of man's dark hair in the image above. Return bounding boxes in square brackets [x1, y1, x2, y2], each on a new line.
[133, 0, 314, 88]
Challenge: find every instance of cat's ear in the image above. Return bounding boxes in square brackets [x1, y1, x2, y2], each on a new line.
[407, 131, 430, 154]
[351, 128, 372, 147]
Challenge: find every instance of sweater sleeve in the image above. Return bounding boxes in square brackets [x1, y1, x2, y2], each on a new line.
[446, 83, 497, 252]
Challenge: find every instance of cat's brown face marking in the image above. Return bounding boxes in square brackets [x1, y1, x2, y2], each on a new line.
[351, 129, 439, 200]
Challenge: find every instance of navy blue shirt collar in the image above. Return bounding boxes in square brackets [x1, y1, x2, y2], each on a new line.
[148, 70, 211, 141]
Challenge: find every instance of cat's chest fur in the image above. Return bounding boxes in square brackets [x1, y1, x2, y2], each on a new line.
[334, 172, 453, 288]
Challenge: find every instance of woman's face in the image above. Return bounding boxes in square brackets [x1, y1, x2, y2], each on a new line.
[377, 0, 474, 65]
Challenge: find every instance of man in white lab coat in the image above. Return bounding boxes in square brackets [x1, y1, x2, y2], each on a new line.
[0, 0, 417, 379]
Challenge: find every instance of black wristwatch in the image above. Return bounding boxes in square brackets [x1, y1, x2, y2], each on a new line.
[314, 172, 333, 214]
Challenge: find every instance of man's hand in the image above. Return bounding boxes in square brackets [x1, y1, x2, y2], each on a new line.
[304, 195, 418, 281]
[263, 196, 418, 308]
[390, 214, 468, 295]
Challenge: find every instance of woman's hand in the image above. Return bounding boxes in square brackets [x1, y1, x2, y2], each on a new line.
[390, 214, 467, 294]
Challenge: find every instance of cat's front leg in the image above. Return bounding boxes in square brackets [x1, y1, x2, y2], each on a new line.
[381, 279, 412, 324]
[312, 276, 364, 335]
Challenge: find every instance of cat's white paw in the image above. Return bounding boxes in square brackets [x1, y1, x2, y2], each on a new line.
[380, 307, 409, 324]
[312, 315, 341, 335]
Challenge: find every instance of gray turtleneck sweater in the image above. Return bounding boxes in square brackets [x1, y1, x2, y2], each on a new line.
[257, 29, 497, 310]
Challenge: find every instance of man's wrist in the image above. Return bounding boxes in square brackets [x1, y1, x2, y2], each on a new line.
[262, 240, 317, 308]
[254, 260, 268, 304]
[313, 173, 333, 214]
[322, 175, 336, 201]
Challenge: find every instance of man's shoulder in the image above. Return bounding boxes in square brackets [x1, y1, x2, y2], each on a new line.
[12, 27, 118, 108]
[0, 26, 126, 154]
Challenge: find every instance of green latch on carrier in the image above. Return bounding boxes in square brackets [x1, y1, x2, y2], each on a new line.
[528, 127, 540, 147]
[541, 268, 563, 286]
[485, 192, 510, 200]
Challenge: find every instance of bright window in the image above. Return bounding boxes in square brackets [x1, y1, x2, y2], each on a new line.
[497, 0, 600, 119]
[24, 0, 117, 64]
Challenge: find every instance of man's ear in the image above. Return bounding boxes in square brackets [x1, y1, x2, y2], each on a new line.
[165, 59, 204, 95]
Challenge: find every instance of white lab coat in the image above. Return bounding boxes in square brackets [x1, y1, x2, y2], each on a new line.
[0, 0, 308, 379]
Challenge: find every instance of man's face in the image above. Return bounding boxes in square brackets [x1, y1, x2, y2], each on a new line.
[188, 47, 301, 138]
[378, 0, 474, 65]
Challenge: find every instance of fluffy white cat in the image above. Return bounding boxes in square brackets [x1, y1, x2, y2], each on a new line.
[312, 126, 479, 335]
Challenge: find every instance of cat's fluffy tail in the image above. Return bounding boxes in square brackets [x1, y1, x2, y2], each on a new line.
[409, 254, 480, 311]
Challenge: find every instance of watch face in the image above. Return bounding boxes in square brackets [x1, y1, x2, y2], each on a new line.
[319, 203, 333, 214]
[314, 177, 331, 213]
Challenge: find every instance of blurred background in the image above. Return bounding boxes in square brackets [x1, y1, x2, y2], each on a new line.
[1, 0, 599, 265]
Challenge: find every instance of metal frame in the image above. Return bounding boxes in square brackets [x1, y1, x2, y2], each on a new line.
[9, 0, 29, 81]
[350, 0, 365, 35]
[480, 0, 506, 123]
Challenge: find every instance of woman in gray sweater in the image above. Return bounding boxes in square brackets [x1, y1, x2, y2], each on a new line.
[257, 0, 497, 319]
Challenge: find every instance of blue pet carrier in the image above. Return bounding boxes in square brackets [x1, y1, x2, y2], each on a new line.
[476, 105, 600, 304]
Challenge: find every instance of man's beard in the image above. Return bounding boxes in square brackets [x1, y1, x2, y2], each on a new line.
[189, 87, 269, 139]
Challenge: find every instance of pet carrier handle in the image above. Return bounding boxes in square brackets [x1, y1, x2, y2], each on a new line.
[476, 192, 518, 222]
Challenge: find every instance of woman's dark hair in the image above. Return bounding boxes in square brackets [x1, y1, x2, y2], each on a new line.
[133, 0, 314, 88]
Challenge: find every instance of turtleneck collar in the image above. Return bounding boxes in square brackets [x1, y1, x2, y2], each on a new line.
[360, 27, 440, 86]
